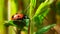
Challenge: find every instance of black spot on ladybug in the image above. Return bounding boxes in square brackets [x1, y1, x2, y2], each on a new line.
[12, 15, 14, 18]
[18, 16, 20, 17]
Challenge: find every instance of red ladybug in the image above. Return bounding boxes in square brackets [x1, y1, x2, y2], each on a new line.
[11, 13, 26, 27]
[11, 13, 29, 27]
[12, 13, 29, 20]
[12, 13, 24, 20]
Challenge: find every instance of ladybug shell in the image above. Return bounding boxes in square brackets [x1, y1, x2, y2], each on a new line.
[12, 13, 24, 20]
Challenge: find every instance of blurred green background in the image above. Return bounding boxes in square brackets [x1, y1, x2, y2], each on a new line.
[0, 0, 60, 34]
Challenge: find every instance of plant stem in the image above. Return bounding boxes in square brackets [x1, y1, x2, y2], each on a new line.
[5, 26, 9, 34]
[28, 22, 30, 34]
[16, 28, 21, 34]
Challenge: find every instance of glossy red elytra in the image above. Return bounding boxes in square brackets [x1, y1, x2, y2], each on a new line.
[12, 13, 24, 20]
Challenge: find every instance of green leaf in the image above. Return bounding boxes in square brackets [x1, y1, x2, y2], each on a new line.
[25, 19, 30, 27]
[32, 0, 54, 19]
[4, 20, 15, 26]
[38, 8, 50, 23]
[36, 24, 56, 34]
[30, 0, 36, 18]
[34, 8, 50, 27]
[30, 0, 36, 8]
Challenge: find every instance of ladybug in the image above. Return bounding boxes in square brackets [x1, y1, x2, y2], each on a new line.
[12, 13, 29, 20]
[11, 13, 29, 28]
[12, 13, 24, 20]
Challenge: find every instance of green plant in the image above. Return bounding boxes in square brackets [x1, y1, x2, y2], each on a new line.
[36, 24, 56, 34]
[29, 0, 56, 34]
[4, 0, 56, 34]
